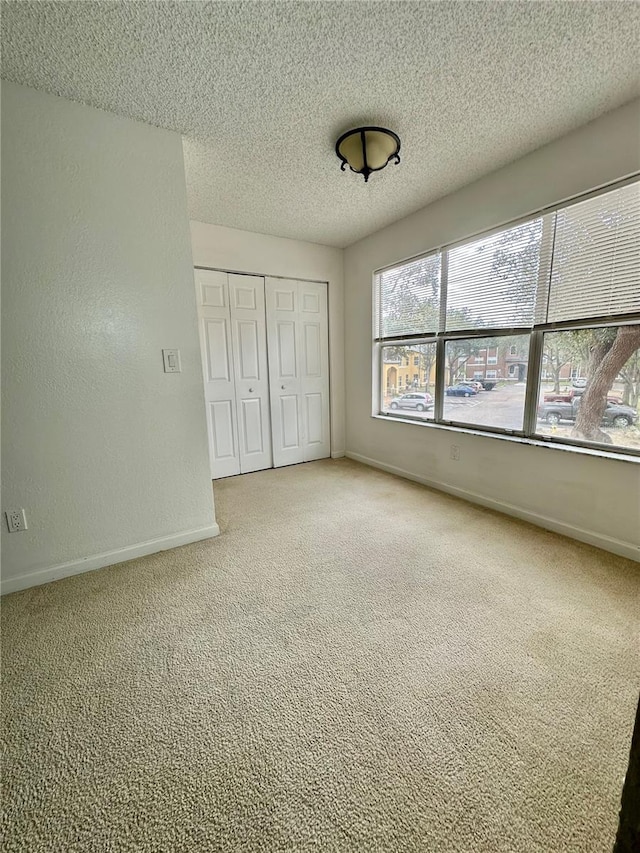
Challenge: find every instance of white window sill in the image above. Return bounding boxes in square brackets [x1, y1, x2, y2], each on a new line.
[371, 413, 640, 464]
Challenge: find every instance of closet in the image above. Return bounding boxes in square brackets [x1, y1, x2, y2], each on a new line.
[195, 269, 330, 479]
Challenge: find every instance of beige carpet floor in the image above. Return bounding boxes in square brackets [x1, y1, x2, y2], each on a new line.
[1, 458, 639, 853]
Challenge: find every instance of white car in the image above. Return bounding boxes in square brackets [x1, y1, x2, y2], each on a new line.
[389, 392, 433, 412]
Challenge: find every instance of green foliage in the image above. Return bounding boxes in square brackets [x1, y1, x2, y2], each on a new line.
[619, 348, 640, 408]
[490, 218, 543, 324]
[379, 255, 440, 337]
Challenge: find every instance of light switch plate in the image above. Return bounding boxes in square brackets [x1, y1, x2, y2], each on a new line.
[162, 349, 181, 373]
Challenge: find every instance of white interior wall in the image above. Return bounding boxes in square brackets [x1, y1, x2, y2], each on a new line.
[190, 221, 345, 457]
[344, 99, 640, 560]
[1, 82, 218, 594]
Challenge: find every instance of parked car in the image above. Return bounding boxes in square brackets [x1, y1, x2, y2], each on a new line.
[575, 388, 622, 404]
[480, 380, 496, 391]
[389, 392, 433, 412]
[572, 378, 588, 388]
[460, 380, 483, 392]
[445, 384, 478, 397]
[537, 399, 638, 428]
[543, 388, 622, 405]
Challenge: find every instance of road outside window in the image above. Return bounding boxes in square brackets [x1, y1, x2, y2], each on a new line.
[443, 335, 530, 430]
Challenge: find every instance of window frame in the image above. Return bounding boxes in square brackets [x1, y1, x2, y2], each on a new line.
[372, 175, 640, 459]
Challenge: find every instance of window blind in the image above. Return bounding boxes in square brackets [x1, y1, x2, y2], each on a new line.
[545, 182, 640, 324]
[376, 252, 441, 337]
[445, 218, 545, 332]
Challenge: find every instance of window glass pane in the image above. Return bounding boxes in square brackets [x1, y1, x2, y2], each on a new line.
[545, 183, 640, 324]
[381, 343, 436, 419]
[536, 326, 640, 450]
[377, 253, 441, 337]
[446, 219, 544, 332]
[443, 335, 530, 430]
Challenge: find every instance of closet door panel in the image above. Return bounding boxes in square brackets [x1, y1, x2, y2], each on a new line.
[299, 281, 331, 462]
[266, 278, 330, 467]
[228, 274, 272, 474]
[195, 269, 241, 479]
[305, 393, 324, 445]
[266, 279, 304, 467]
[236, 320, 260, 380]
[205, 319, 232, 381]
[280, 395, 301, 448]
[241, 398, 265, 454]
[302, 322, 321, 376]
[210, 400, 237, 461]
[275, 321, 298, 378]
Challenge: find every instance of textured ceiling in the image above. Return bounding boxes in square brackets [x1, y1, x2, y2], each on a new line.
[2, 1, 639, 248]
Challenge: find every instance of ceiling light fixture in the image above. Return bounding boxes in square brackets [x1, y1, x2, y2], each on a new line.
[335, 126, 401, 182]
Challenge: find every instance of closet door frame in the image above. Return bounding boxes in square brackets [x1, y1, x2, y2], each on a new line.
[195, 267, 332, 476]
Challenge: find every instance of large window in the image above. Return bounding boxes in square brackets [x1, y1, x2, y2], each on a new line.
[374, 179, 640, 456]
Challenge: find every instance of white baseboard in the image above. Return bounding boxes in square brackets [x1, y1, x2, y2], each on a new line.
[331, 450, 346, 459]
[345, 452, 639, 562]
[1, 524, 221, 596]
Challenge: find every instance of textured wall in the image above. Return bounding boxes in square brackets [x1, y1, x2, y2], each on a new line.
[190, 220, 345, 457]
[1, 82, 217, 590]
[344, 100, 640, 559]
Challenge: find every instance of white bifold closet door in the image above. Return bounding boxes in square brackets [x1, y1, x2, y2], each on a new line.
[195, 269, 272, 478]
[265, 278, 331, 467]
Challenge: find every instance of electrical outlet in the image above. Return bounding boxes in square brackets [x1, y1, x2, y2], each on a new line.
[450, 445, 460, 461]
[6, 508, 28, 532]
